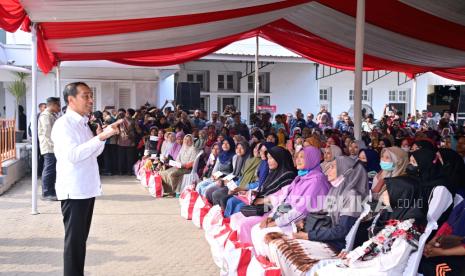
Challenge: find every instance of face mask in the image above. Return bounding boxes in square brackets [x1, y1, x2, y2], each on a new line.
[406, 164, 420, 176]
[298, 170, 309, 176]
[330, 175, 345, 188]
[380, 161, 395, 171]
[401, 146, 410, 152]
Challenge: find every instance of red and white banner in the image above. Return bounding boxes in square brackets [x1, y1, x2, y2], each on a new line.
[2, 0, 465, 80]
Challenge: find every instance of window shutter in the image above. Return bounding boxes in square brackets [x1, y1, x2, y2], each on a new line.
[118, 88, 131, 109]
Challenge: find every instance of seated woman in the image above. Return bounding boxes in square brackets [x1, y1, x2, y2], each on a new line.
[144, 126, 159, 155]
[321, 145, 343, 174]
[371, 147, 408, 200]
[251, 146, 330, 257]
[200, 143, 220, 180]
[230, 146, 296, 244]
[209, 142, 257, 208]
[265, 156, 368, 275]
[316, 178, 426, 276]
[223, 142, 273, 218]
[166, 132, 183, 161]
[159, 134, 197, 195]
[438, 148, 465, 197]
[195, 137, 235, 196]
[419, 200, 465, 276]
[358, 148, 381, 187]
[159, 132, 175, 159]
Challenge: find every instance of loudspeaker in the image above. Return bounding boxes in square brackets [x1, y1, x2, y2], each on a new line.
[175, 82, 201, 111]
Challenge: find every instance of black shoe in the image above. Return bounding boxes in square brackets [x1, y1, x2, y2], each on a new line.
[42, 195, 58, 201]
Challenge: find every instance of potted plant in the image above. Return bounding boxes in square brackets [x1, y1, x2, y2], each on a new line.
[7, 72, 28, 142]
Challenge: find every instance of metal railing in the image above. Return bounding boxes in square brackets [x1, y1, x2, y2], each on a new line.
[0, 119, 16, 175]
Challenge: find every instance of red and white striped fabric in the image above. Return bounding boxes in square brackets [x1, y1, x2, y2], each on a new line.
[2, 0, 465, 80]
[192, 196, 212, 229]
[180, 189, 199, 220]
[148, 173, 163, 198]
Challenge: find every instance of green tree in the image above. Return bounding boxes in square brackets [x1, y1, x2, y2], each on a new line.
[7, 72, 28, 127]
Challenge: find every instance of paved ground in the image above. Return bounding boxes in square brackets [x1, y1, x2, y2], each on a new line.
[0, 176, 218, 276]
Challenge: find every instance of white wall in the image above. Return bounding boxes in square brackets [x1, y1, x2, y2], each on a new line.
[157, 75, 174, 107]
[181, 61, 317, 121]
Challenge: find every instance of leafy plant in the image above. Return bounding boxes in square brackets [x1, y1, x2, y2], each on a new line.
[7, 72, 28, 127]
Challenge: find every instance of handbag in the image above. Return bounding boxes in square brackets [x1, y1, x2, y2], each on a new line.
[271, 203, 293, 220]
[304, 212, 332, 232]
[240, 204, 271, 217]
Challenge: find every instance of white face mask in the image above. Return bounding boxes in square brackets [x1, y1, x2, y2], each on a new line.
[330, 175, 345, 188]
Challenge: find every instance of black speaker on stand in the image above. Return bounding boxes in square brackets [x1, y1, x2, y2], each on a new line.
[175, 82, 201, 112]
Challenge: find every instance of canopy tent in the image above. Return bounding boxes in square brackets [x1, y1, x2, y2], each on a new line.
[2, 0, 465, 215]
[1, 0, 465, 80]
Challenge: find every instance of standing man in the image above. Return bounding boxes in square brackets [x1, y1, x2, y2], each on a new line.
[51, 82, 121, 276]
[38, 97, 61, 200]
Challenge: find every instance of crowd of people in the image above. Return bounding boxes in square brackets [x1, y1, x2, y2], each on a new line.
[126, 103, 465, 276]
[35, 88, 465, 275]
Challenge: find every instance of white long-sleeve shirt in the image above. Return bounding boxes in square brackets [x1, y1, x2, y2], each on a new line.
[51, 108, 105, 200]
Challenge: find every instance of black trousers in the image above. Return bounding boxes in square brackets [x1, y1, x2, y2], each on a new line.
[103, 144, 117, 174]
[61, 198, 95, 276]
[419, 255, 465, 276]
[117, 146, 136, 175]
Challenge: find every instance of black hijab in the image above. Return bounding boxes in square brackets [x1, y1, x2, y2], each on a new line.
[386, 177, 426, 223]
[438, 148, 465, 194]
[256, 146, 296, 198]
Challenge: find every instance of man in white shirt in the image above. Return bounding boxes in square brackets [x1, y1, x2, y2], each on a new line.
[51, 82, 121, 276]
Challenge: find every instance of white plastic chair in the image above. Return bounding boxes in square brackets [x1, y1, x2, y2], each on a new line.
[402, 186, 453, 276]
[178, 150, 204, 193]
[344, 202, 371, 252]
[454, 193, 463, 207]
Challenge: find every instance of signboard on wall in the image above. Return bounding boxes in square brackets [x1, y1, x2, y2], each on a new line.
[257, 105, 277, 113]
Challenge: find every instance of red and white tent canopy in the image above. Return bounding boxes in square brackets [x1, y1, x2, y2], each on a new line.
[1, 0, 465, 80]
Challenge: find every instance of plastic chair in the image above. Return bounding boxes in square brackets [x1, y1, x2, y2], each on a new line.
[402, 186, 453, 276]
[178, 150, 204, 193]
[344, 202, 371, 252]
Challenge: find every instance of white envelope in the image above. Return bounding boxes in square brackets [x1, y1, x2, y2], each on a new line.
[168, 160, 182, 168]
[149, 136, 159, 141]
[222, 174, 235, 181]
[212, 171, 224, 178]
[226, 180, 238, 191]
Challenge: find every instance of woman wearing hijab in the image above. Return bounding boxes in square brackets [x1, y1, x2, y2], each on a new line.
[407, 148, 450, 203]
[321, 145, 343, 174]
[419, 200, 465, 276]
[167, 132, 184, 161]
[358, 149, 381, 173]
[412, 138, 437, 152]
[160, 132, 175, 159]
[251, 146, 330, 257]
[230, 147, 296, 244]
[371, 147, 409, 199]
[317, 179, 426, 276]
[155, 129, 165, 155]
[195, 137, 235, 196]
[349, 140, 367, 158]
[201, 143, 220, 179]
[438, 148, 465, 197]
[159, 134, 198, 195]
[265, 156, 368, 275]
[223, 142, 273, 218]
[207, 141, 250, 206]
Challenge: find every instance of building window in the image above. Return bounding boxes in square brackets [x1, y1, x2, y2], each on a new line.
[186, 71, 208, 91]
[247, 73, 270, 93]
[118, 87, 131, 109]
[398, 90, 407, 102]
[218, 73, 236, 91]
[349, 90, 369, 101]
[200, 96, 210, 119]
[389, 90, 397, 101]
[320, 89, 328, 101]
[249, 96, 271, 121]
[217, 96, 240, 114]
[90, 86, 98, 112]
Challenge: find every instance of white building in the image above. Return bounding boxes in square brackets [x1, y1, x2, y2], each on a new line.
[1, 30, 464, 132]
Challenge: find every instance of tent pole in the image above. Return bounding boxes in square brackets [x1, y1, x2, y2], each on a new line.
[254, 35, 259, 113]
[31, 23, 39, 215]
[353, 0, 365, 140]
[56, 62, 61, 97]
[411, 77, 417, 118]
